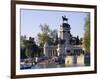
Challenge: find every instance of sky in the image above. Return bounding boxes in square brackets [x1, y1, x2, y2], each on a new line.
[20, 9, 89, 40]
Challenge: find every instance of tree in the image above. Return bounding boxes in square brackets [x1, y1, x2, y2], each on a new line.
[20, 35, 27, 48]
[20, 36, 41, 58]
[83, 14, 90, 53]
[24, 37, 41, 58]
[79, 37, 83, 45]
[20, 35, 27, 59]
[37, 24, 50, 47]
[49, 29, 58, 45]
[37, 24, 58, 47]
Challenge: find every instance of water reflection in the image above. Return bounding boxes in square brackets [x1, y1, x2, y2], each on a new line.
[20, 55, 90, 70]
[31, 63, 65, 69]
[21, 63, 86, 70]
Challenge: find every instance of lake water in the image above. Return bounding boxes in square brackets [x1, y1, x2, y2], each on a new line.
[21, 63, 87, 70]
[20, 55, 90, 69]
[31, 63, 65, 69]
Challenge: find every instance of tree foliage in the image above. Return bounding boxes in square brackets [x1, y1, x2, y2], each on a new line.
[37, 24, 58, 47]
[20, 36, 41, 59]
[20, 35, 27, 48]
[20, 35, 27, 59]
[83, 14, 90, 53]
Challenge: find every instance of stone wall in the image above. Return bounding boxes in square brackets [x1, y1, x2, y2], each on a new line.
[65, 55, 85, 66]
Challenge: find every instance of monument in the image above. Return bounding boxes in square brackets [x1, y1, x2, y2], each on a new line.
[44, 16, 83, 64]
[57, 16, 72, 56]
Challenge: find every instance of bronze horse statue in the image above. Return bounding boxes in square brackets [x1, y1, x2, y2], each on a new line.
[62, 16, 68, 22]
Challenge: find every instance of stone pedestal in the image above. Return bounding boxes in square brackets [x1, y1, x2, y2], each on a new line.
[77, 55, 84, 66]
[65, 56, 73, 66]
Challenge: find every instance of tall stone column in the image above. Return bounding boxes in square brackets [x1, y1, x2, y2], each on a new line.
[57, 44, 61, 56]
[44, 42, 49, 57]
[59, 16, 72, 55]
